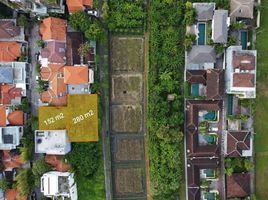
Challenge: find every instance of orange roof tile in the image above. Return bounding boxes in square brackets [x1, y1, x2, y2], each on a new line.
[40, 64, 67, 106]
[0, 85, 22, 105]
[5, 189, 27, 200]
[3, 150, 24, 170]
[64, 65, 89, 84]
[67, 0, 93, 13]
[39, 17, 66, 41]
[7, 111, 24, 125]
[0, 106, 6, 126]
[0, 41, 21, 62]
[40, 66, 51, 80]
[45, 155, 71, 172]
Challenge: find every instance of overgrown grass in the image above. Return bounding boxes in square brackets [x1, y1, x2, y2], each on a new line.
[75, 160, 105, 200]
[255, 1, 268, 199]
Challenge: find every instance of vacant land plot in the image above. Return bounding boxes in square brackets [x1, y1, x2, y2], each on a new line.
[115, 167, 145, 195]
[111, 74, 143, 103]
[39, 94, 98, 142]
[111, 105, 142, 133]
[111, 37, 144, 73]
[112, 138, 144, 161]
[255, 2, 268, 199]
[110, 36, 147, 199]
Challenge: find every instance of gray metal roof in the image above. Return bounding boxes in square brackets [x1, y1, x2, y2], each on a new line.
[193, 3, 216, 21]
[212, 10, 228, 43]
[188, 46, 216, 64]
[230, 0, 254, 19]
[0, 67, 13, 84]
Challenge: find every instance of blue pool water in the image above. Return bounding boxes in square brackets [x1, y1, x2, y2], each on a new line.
[228, 95, 233, 116]
[240, 31, 248, 50]
[203, 135, 216, 145]
[198, 23, 206, 45]
[204, 111, 216, 121]
[191, 83, 199, 97]
[204, 169, 215, 178]
[206, 192, 216, 200]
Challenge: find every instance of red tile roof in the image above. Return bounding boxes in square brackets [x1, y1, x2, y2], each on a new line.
[5, 189, 27, 200]
[45, 155, 71, 172]
[41, 41, 66, 64]
[227, 131, 251, 157]
[40, 64, 67, 106]
[64, 65, 89, 84]
[0, 85, 22, 105]
[233, 52, 255, 70]
[0, 20, 20, 39]
[66, 0, 93, 13]
[227, 173, 250, 198]
[233, 73, 254, 87]
[0, 107, 24, 126]
[3, 150, 24, 170]
[0, 106, 6, 126]
[185, 100, 222, 158]
[39, 17, 66, 41]
[0, 41, 21, 62]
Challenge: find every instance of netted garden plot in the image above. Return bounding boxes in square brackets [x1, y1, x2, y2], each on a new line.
[111, 137, 145, 162]
[111, 37, 144, 73]
[111, 74, 143, 104]
[111, 105, 142, 133]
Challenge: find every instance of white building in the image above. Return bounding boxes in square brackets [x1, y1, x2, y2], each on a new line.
[0, 126, 23, 150]
[225, 46, 257, 98]
[41, 171, 77, 200]
[35, 130, 71, 155]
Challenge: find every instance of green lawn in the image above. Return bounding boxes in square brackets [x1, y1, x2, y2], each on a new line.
[255, 2, 268, 199]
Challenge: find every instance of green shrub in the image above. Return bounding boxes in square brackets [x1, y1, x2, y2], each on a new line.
[66, 143, 101, 177]
[0, 177, 10, 191]
[184, 33, 196, 51]
[184, 1, 196, 26]
[214, 43, 225, 55]
[32, 158, 52, 187]
[108, 0, 145, 32]
[36, 40, 45, 48]
[14, 169, 35, 197]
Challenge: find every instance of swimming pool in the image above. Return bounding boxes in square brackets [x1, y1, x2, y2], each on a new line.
[191, 83, 199, 97]
[204, 111, 217, 121]
[240, 30, 248, 50]
[203, 134, 217, 145]
[203, 169, 216, 178]
[205, 192, 216, 200]
[198, 23, 206, 45]
[227, 95, 233, 116]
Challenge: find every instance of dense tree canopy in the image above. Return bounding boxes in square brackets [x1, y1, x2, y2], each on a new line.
[66, 143, 101, 177]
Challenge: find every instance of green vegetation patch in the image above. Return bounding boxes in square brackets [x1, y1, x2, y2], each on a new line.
[108, 0, 145, 33]
[148, 0, 185, 199]
[39, 94, 98, 142]
[255, 1, 268, 199]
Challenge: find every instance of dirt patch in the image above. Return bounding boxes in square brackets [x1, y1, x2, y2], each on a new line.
[111, 74, 143, 104]
[111, 37, 144, 73]
[111, 105, 142, 133]
[113, 138, 144, 161]
[115, 167, 145, 195]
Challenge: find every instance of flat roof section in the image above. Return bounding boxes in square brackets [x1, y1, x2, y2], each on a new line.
[38, 94, 98, 142]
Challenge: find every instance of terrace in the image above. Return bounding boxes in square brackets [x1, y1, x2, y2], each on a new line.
[35, 130, 71, 155]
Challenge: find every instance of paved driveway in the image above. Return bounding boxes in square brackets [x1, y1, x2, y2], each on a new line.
[28, 22, 41, 116]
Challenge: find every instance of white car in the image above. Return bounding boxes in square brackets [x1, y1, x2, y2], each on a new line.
[87, 10, 99, 17]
